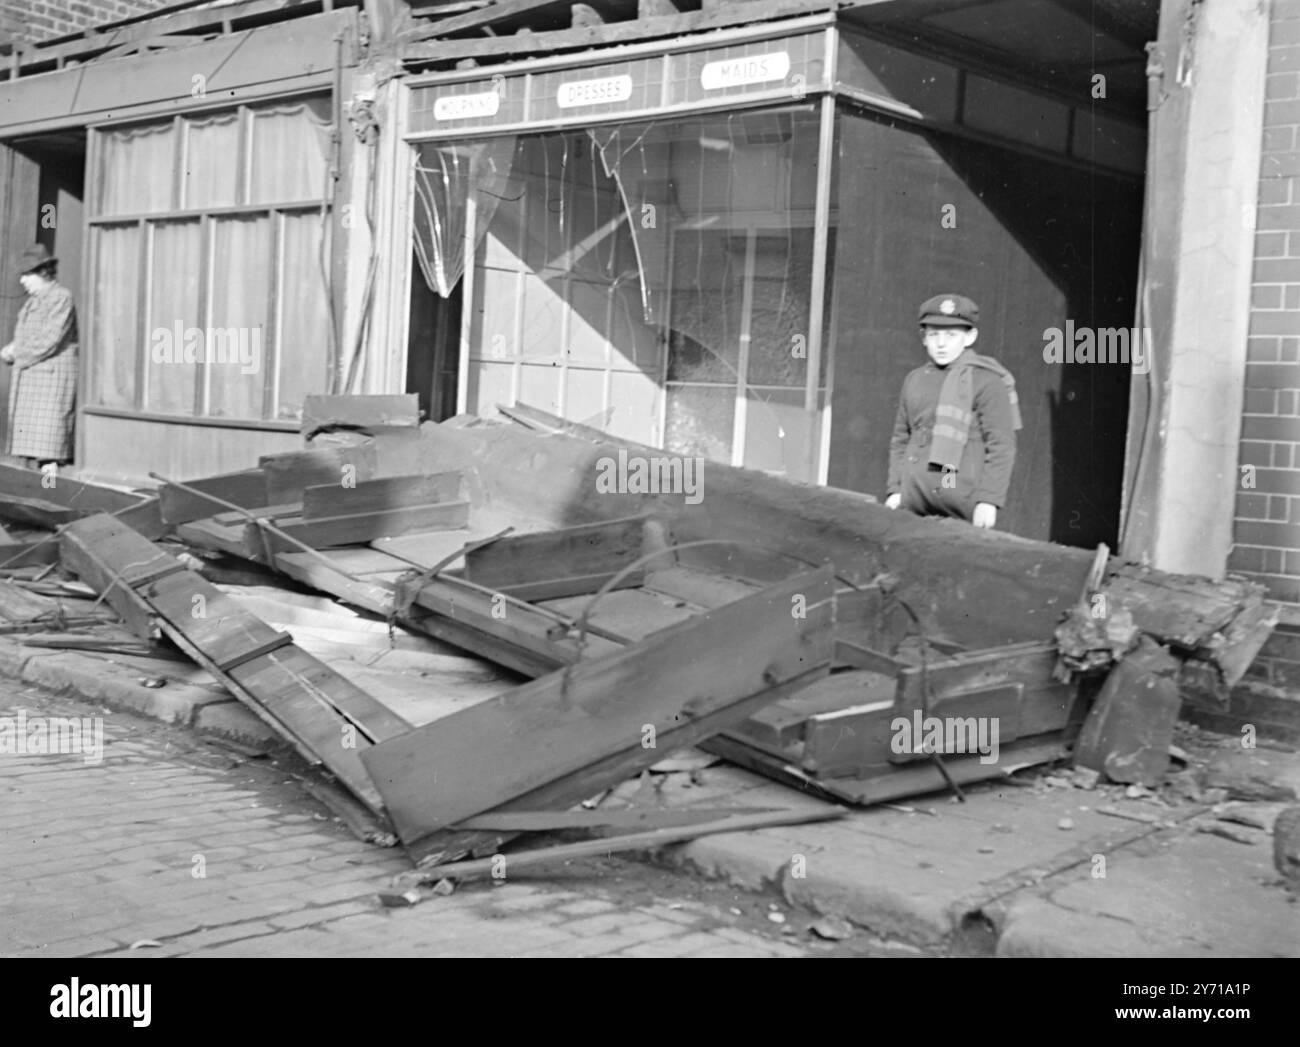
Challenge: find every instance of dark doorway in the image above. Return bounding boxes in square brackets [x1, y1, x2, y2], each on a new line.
[0, 128, 87, 464]
[406, 251, 463, 423]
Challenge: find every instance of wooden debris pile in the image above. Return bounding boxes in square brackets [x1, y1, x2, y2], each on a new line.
[0, 395, 1279, 880]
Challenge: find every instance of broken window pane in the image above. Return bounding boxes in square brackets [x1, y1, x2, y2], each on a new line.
[456, 104, 830, 479]
[412, 136, 520, 298]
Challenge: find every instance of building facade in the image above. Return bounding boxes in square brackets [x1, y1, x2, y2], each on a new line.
[0, 0, 1295, 660]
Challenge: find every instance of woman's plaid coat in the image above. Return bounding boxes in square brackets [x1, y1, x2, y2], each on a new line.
[6, 282, 78, 461]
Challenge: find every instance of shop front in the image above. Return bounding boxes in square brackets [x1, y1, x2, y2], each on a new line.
[395, 12, 1144, 544]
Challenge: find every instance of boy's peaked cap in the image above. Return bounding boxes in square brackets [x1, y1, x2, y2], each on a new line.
[918, 293, 978, 328]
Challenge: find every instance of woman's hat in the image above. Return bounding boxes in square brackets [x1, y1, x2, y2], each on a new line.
[17, 243, 55, 275]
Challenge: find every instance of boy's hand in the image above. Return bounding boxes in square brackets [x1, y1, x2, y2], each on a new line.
[884, 493, 901, 510]
[0, 344, 12, 365]
[972, 502, 997, 529]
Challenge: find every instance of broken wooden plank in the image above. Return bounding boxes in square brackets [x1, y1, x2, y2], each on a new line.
[361, 567, 835, 846]
[390, 805, 846, 893]
[453, 806, 777, 832]
[889, 641, 1073, 759]
[0, 578, 65, 624]
[60, 516, 165, 640]
[462, 514, 654, 594]
[0, 541, 70, 569]
[403, 662, 829, 867]
[535, 587, 695, 641]
[298, 776, 398, 847]
[273, 551, 398, 617]
[0, 494, 85, 529]
[1074, 636, 1182, 787]
[19, 634, 181, 658]
[302, 394, 420, 439]
[729, 671, 896, 755]
[702, 733, 1071, 807]
[834, 639, 908, 676]
[400, 0, 831, 62]
[1101, 564, 1261, 649]
[1196, 599, 1281, 691]
[251, 501, 471, 554]
[259, 445, 377, 505]
[407, 574, 623, 666]
[301, 472, 462, 521]
[60, 514, 411, 814]
[159, 469, 271, 526]
[641, 566, 760, 609]
[227, 644, 412, 744]
[0, 463, 165, 540]
[410, 0, 571, 39]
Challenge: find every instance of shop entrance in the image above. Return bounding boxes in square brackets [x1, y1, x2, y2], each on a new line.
[0, 129, 86, 464]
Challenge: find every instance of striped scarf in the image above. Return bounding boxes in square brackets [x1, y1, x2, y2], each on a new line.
[928, 353, 1023, 472]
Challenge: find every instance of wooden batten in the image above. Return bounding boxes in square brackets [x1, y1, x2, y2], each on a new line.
[159, 469, 271, 525]
[463, 513, 658, 598]
[300, 472, 463, 521]
[259, 446, 378, 505]
[250, 500, 471, 553]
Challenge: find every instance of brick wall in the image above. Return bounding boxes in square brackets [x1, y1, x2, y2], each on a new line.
[1233, 0, 1300, 614]
[0, 0, 176, 45]
[1222, 0, 1300, 739]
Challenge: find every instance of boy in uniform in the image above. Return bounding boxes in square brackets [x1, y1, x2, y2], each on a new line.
[884, 294, 1020, 529]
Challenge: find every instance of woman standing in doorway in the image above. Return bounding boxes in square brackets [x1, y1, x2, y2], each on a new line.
[0, 244, 78, 471]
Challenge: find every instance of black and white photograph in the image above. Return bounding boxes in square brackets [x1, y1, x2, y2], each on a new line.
[0, 0, 1294, 996]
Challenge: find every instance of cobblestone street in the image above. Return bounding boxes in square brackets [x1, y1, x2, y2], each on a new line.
[0, 680, 910, 958]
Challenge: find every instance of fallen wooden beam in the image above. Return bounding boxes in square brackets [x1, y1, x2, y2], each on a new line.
[158, 469, 271, 526]
[0, 494, 85, 529]
[0, 541, 75, 569]
[250, 501, 471, 553]
[259, 446, 377, 505]
[701, 732, 1072, 807]
[0, 463, 164, 539]
[361, 566, 835, 846]
[60, 514, 411, 815]
[300, 472, 462, 521]
[462, 513, 657, 598]
[389, 804, 847, 893]
[453, 806, 778, 832]
[406, 667, 828, 867]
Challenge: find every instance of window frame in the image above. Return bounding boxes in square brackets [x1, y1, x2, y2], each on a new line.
[84, 94, 331, 426]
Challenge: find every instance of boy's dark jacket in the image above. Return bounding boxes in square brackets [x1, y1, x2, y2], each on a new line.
[886, 351, 1018, 509]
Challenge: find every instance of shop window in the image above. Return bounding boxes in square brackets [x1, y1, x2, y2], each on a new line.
[87, 96, 332, 422]
[417, 105, 833, 480]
